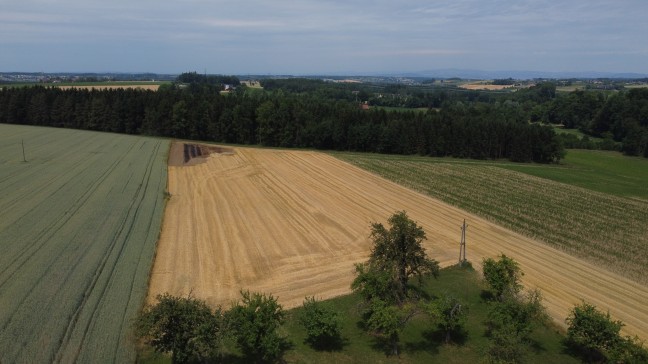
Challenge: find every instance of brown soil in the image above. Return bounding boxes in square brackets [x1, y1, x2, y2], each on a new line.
[167, 142, 234, 166]
[149, 145, 648, 340]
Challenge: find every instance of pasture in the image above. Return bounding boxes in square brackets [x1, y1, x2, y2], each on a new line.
[0, 124, 168, 363]
[148, 143, 648, 341]
[502, 149, 648, 199]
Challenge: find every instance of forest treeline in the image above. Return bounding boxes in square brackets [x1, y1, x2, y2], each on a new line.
[264, 79, 648, 157]
[264, 78, 648, 157]
[3, 73, 646, 161]
[0, 83, 562, 162]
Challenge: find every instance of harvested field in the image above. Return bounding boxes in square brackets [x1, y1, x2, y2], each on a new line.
[0, 124, 168, 363]
[459, 82, 512, 90]
[55, 84, 160, 91]
[339, 154, 648, 285]
[149, 144, 648, 340]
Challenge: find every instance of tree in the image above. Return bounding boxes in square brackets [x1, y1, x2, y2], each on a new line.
[482, 254, 523, 300]
[351, 211, 438, 356]
[486, 289, 546, 363]
[227, 290, 288, 363]
[426, 293, 468, 344]
[565, 302, 623, 362]
[298, 297, 343, 350]
[135, 293, 222, 364]
[365, 211, 440, 302]
[365, 298, 418, 356]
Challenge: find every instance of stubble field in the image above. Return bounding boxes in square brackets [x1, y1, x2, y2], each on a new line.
[149, 144, 648, 341]
[0, 124, 168, 363]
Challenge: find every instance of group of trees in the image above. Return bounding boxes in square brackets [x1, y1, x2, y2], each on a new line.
[0, 78, 565, 163]
[534, 88, 648, 156]
[6, 74, 645, 161]
[137, 290, 289, 363]
[253, 77, 648, 158]
[482, 255, 547, 362]
[136, 212, 648, 363]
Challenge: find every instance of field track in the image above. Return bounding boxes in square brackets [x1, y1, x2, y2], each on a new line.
[149, 144, 648, 340]
[0, 125, 168, 363]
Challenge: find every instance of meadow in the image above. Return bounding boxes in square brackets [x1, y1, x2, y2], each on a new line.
[503, 149, 648, 199]
[335, 150, 648, 285]
[0, 124, 169, 363]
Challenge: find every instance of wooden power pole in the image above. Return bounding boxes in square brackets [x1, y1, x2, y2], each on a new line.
[22, 139, 27, 162]
[459, 219, 467, 266]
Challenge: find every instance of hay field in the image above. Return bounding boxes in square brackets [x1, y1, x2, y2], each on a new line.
[0, 125, 168, 363]
[459, 82, 512, 90]
[149, 144, 648, 340]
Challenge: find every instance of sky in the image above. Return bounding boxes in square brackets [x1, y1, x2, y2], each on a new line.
[1, 0, 647, 75]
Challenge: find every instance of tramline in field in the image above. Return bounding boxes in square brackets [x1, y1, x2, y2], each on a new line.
[0, 124, 168, 363]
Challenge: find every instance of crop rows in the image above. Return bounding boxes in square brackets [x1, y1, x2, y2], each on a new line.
[0, 125, 168, 363]
[337, 153, 648, 285]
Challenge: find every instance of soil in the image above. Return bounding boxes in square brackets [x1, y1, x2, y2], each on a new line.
[167, 142, 234, 166]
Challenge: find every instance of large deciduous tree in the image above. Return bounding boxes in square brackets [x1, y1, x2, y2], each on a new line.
[351, 211, 439, 356]
[364, 210, 439, 303]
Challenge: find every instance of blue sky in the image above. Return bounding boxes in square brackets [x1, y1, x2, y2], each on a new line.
[1, 0, 647, 75]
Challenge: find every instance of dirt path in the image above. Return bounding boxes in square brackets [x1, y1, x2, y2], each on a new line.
[148, 145, 648, 340]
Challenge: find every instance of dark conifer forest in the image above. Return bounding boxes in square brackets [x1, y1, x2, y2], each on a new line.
[2, 74, 647, 162]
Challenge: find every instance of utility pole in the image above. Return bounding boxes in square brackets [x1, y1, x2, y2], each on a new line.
[459, 219, 467, 266]
[22, 139, 27, 162]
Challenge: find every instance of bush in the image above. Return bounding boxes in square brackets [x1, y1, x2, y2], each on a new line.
[565, 302, 625, 362]
[135, 293, 222, 364]
[486, 289, 546, 363]
[227, 290, 289, 363]
[482, 254, 523, 300]
[299, 297, 343, 350]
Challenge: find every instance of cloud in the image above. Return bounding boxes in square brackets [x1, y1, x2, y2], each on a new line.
[1, 0, 647, 73]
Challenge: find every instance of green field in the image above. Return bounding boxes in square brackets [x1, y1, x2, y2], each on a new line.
[335, 151, 648, 285]
[503, 149, 648, 199]
[0, 124, 169, 363]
